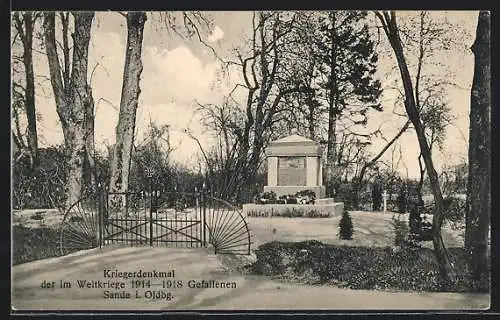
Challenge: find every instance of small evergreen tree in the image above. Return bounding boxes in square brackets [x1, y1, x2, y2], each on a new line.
[371, 181, 382, 211]
[391, 214, 409, 247]
[339, 210, 354, 240]
[396, 183, 408, 213]
[409, 198, 424, 235]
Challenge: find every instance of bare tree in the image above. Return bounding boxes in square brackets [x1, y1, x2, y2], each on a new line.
[353, 119, 411, 208]
[43, 11, 95, 208]
[109, 11, 214, 196]
[109, 12, 147, 196]
[465, 11, 490, 287]
[375, 10, 456, 284]
[195, 101, 244, 200]
[199, 11, 315, 201]
[416, 92, 453, 200]
[12, 11, 40, 166]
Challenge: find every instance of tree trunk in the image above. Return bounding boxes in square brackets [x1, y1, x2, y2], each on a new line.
[43, 12, 95, 208]
[84, 86, 96, 188]
[22, 12, 38, 163]
[68, 12, 95, 205]
[306, 94, 316, 140]
[109, 12, 147, 195]
[325, 11, 338, 198]
[416, 153, 425, 203]
[376, 11, 456, 285]
[326, 109, 337, 197]
[14, 12, 38, 165]
[465, 11, 490, 287]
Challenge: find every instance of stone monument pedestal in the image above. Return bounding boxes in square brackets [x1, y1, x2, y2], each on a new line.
[246, 134, 344, 217]
[263, 134, 326, 199]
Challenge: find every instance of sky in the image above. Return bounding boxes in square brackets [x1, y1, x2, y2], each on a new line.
[12, 11, 479, 179]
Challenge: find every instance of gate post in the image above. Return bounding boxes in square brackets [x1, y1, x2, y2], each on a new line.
[98, 184, 104, 249]
[144, 167, 156, 247]
[149, 178, 153, 247]
[202, 183, 207, 247]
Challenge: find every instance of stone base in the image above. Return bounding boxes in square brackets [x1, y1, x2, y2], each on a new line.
[263, 185, 326, 198]
[315, 198, 334, 205]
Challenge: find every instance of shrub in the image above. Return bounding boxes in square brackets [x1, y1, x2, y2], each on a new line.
[420, 220, 434, 241]
[339, 210, 354, 240]
[286, 197, 298, 204]
[12, 226, 62, 265]
[254, 190, 317, 205]
[30, 212, 45, 221]
[247, 210, 270, 217]
[391, 214, 409, 247]
[396, 184, 408, 213]
[249, 241, 488, 292]
[304, 210, 328, 218]
[13, 147, 68, 210]
[296, 189, 315, 196]
[13, 147, 110, 210]
[254, 191, 277, 204]
[408, 199, 424, 234]
[278, 194, 299, 204]
[295, 190, 316, 204]
[281, 208, 303, 218]
[246, 206, 331, 218]
[443, 196, 466, 223]
[333, 182, 356, 210]
[371, 182, 382, 211]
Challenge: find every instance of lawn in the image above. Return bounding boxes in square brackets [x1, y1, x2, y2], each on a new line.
[246, 211, 464, 249]
[12, 209, 465, 265]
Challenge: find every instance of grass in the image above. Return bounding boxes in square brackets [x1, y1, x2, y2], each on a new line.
[246, 211, 464, 249]
[12, 225, 62, 266]
[12, 209, 81, 265]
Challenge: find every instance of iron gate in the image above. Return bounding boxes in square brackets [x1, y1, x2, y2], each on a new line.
[102, 190, 206, 248]
[59, 185, 252, 255]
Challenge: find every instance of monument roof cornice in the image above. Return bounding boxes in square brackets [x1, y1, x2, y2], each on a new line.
[265, 134, 324, 157]
[269, 134, 320, 146]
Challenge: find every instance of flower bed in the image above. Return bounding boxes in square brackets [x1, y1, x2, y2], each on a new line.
[243, 203, 344, 218]
[254, 190, 317, 205]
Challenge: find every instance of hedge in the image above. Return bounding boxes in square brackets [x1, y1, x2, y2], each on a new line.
[248, 241, 489, 292]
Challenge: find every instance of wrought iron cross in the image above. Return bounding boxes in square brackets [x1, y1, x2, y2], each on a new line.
[145, 167, 155, 178]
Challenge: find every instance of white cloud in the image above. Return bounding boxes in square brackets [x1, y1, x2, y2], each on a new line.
[92, 42, 228, 164]
[141, 45, 219, 105]
[207, 26, 225, 43]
